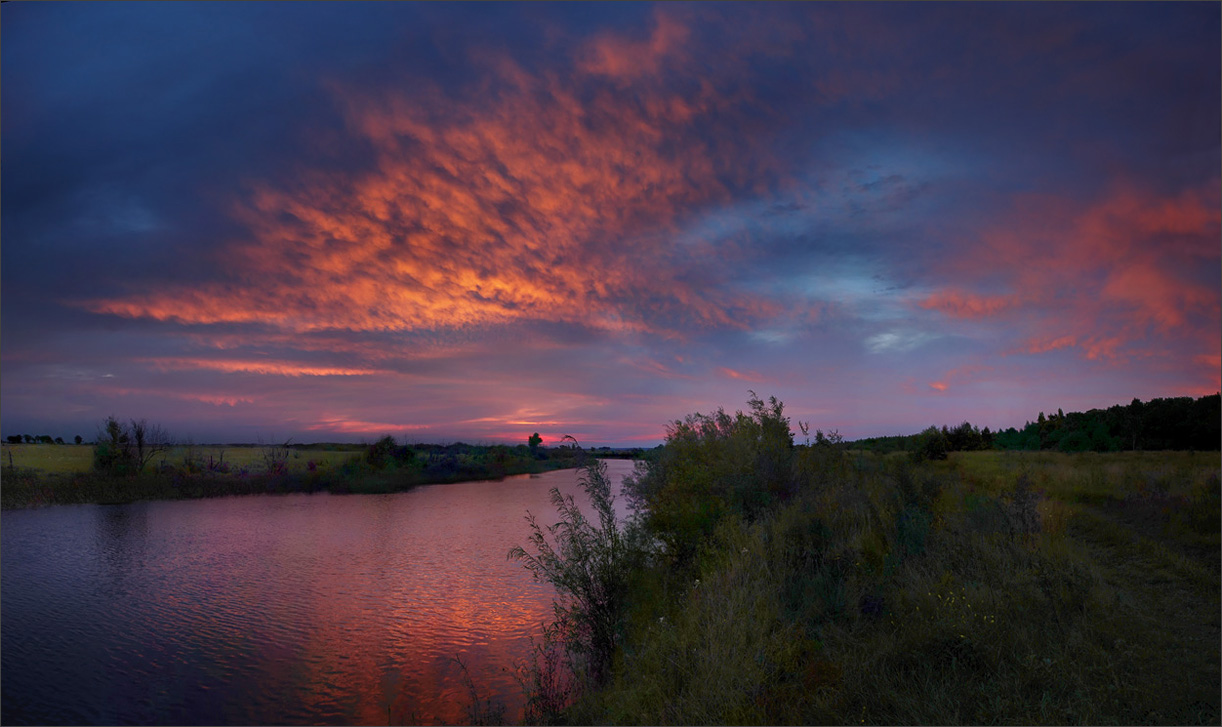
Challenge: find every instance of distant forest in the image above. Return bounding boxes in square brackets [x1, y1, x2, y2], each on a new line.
[852, 393, 1221, 455]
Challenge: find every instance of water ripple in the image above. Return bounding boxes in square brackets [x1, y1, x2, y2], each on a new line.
[2, 460, 635, 725]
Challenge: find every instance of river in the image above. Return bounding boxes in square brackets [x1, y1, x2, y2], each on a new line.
[0, 459, 638, 725]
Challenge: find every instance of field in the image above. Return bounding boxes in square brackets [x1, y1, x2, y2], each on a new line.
[511, 424, 1221, 725]
[0, 439, 580, 510]
[0, 442, 361, 475]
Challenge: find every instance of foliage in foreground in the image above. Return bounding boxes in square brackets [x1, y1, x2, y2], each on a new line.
[514, 396, 1220, 725]
[509, 444, 648, 721]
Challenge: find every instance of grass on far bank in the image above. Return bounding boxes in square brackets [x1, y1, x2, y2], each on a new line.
[0, 442, 361, 474]
[0, 440, 582, 510]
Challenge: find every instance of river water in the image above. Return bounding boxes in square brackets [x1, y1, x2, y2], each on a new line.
[0, 459, 637, 725]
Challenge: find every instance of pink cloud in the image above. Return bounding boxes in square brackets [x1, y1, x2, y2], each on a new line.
[921, 180, 1220, 390]
[718, 366, 766, 382]
[926, 364, 991, 394]
[918, 290, 1019, 319]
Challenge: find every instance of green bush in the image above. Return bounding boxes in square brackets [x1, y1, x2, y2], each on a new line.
[510, 454, 643, 690]
[912, 425, 950, 462]
[623, 393, 795, 566]
[365, 435, 415, 469]
[93, 417, 137, 476]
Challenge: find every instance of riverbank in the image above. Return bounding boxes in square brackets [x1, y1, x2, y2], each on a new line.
[511, 397, 1221, 725]
[0, 441, 584, 510]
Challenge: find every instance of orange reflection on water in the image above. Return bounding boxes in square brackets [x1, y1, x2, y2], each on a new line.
[121, 461, 640, 725]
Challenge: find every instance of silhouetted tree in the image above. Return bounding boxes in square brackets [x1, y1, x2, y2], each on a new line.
[914, 426, 950, 461]
[93, 417, 173, 475]
[129, 419, 173, 470]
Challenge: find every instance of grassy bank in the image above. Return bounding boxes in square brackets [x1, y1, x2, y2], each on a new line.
[513, 398, 1220, 725]
[0, 440, 582, 510]
[0, 442, 360, 474]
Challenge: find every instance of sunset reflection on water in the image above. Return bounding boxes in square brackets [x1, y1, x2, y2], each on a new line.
[0, 460, 638, 725]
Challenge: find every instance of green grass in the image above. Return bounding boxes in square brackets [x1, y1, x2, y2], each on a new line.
[0, 442, 581, 509]
[558, 450, 1220, 725]
[1, 443, 96, 473]
[0, 442, 361, 474]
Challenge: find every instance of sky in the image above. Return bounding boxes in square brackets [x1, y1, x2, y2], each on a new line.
[3, 2, 1219, 447]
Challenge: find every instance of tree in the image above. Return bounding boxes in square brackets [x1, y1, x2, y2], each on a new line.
[5, 435, 20, 445]
[74, 435, 83, 445]
[94, 416, 134, 476]
[128, 419, 173, 471]
[93, 417, 173, 476]
[529, 432, 543, 452]
[54, 437, 65, 445]
[913, 425, 950, 462]
[22, 435, 33, 444]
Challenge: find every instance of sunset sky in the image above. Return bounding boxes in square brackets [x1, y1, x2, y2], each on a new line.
[3, 2, 1219, 446]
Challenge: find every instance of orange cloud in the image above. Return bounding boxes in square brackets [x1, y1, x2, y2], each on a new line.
[145, 358, 391, 377]
[927, 364, 991, 393]
[84, 11, 783, 343]
[581, 11, 690, 80]
[918, 290, 1018, 319]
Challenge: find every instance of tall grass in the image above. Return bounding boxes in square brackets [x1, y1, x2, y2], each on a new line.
[519, 398, 1220, 725]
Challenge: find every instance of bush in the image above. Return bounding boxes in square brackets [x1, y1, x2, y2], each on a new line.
[94, 417, 137, 476]
[623, 393, 795, 565]
[93, 417, 172, 476]
[366, 435, 415, 469]
[510, 452, 642, 692]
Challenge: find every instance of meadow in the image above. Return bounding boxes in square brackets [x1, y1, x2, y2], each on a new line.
[510, 398, 1221, 726]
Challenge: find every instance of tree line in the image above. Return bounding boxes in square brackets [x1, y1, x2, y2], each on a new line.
[5, 434, 83, 445]
[853, 393, 1221, 457]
